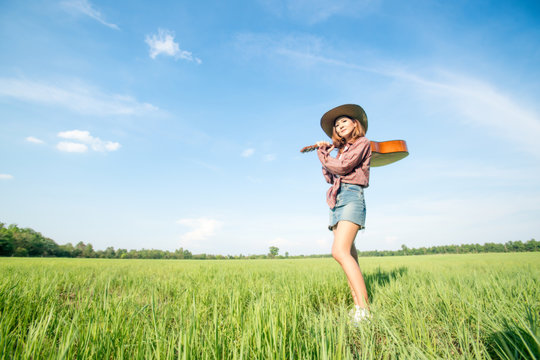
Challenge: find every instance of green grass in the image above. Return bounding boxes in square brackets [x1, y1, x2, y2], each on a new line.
[1, 253, 539, 359]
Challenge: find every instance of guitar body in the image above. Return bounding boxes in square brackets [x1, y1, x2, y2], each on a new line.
[370, 140, 409, 167]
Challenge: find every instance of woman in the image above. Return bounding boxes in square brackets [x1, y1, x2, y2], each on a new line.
[316, 104, 372, 323]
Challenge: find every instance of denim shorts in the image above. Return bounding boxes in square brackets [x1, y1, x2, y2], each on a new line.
[329, 183, 366, 231]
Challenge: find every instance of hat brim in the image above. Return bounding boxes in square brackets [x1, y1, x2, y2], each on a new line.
[320, 104, 368, 138]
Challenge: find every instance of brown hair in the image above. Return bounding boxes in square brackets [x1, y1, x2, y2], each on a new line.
[331, 116, 366, 152]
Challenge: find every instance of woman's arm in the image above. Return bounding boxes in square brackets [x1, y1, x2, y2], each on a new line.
[317, 142, 335, 183]
[317, 138, 370, 176]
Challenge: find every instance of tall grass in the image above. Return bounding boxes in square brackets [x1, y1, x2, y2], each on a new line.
[0, 253, 538, 359]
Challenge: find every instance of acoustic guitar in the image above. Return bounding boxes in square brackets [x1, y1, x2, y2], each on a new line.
[300, 140, 409, 167]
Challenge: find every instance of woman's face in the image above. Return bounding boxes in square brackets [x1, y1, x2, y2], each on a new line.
[334, 116, 356, 140]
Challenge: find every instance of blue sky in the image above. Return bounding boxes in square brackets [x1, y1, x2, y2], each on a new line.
[1, 0, 539, 255]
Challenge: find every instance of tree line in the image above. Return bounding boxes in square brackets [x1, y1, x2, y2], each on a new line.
[357, 241, 540, 257]
[0, 222, 538, 259]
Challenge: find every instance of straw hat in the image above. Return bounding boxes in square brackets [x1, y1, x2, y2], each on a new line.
[320, 104, 368, 138]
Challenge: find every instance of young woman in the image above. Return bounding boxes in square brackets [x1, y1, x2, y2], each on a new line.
[316, 104, 372, 323]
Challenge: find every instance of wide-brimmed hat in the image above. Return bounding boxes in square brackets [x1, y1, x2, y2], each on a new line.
[320, 104, 368, 138]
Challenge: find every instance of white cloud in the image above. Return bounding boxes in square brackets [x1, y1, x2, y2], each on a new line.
[269, 237, 288, 247]
[177, 218, 223, 244]
[58, 130, 93, 143]
[145, 29, 202, 64]
[103, 142, 121, 152]
[0, 174, 14, 180]
[316, 237, 332, 250]
[383, 236, 399, 246]
[61, 0, 119, 30]
[56, 142, 88, 153]
[0, 78, 158, 116]
[241, 148, 255, 157]
[268, 237, 303, 251]
[26, 136, 44, 144]
[57, 130, 120, 153]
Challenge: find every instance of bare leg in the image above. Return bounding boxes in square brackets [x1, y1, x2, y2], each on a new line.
[346, 278, 358, 306]
[346, 245, 360, 306]
[332, 221, 370, 309]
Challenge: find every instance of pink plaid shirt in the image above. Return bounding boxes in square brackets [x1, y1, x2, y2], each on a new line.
[317, 137, 371, 209]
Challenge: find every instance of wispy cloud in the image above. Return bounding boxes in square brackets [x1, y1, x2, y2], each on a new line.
[57, 130, 120, 153]
[241, 148, 255, 157]
[234, 33, 324, 61]
[0, 78, 158, 116]
[145, 29, 202, 64]
[177, 218, 223, 245]
[0, 174, 14, 180]
[407, 159, 534, 182]
[264, 153, 276, 162]
[191, 160, 221, 173]
[258, 0, 379, 24]
[61, 0, 119, 30]
[241, 148, 276, 161]
[247, 39, 540, 157]
[26, 136, 44, 144]
[246, 176, 263, 183]
[392, 70, 540, 157]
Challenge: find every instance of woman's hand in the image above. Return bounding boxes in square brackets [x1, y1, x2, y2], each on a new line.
[316, 141, 334, 151]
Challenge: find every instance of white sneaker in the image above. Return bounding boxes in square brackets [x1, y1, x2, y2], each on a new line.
[352, 306, 371, 324]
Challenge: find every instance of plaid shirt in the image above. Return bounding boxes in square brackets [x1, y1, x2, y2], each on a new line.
[317, 136, 371, 209]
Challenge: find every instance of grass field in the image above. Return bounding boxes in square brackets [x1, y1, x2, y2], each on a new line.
[1, 253, 539, 359]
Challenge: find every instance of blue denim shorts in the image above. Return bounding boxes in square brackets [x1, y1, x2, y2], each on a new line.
[329, 183, 366, 231]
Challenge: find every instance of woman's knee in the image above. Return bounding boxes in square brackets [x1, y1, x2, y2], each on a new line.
[332, 247, 349, 262]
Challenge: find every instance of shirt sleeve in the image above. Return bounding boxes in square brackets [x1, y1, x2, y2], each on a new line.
[322, 166, 334, 184]
[317, 138, 370, 176]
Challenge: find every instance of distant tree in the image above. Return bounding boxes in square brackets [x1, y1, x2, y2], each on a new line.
[12, 231, 33, 254]
[525, 239, 539, 251]
[174, 248, 185, 259]
[73, 242, 86, 257]
[116, 249, 127, 259]
[401, 244, 409, 255]
[104, 246, 116, 258]
[82, 244, 95, 258]
[0, 225, 13, 256]
[13, 247, 28, 257]
[269, 246, 279, 258]
[58, 243, 75, 257]
[2, 221, 539, 259]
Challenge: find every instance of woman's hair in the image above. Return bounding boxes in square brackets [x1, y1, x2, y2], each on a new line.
[331, 116, 366, 150]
